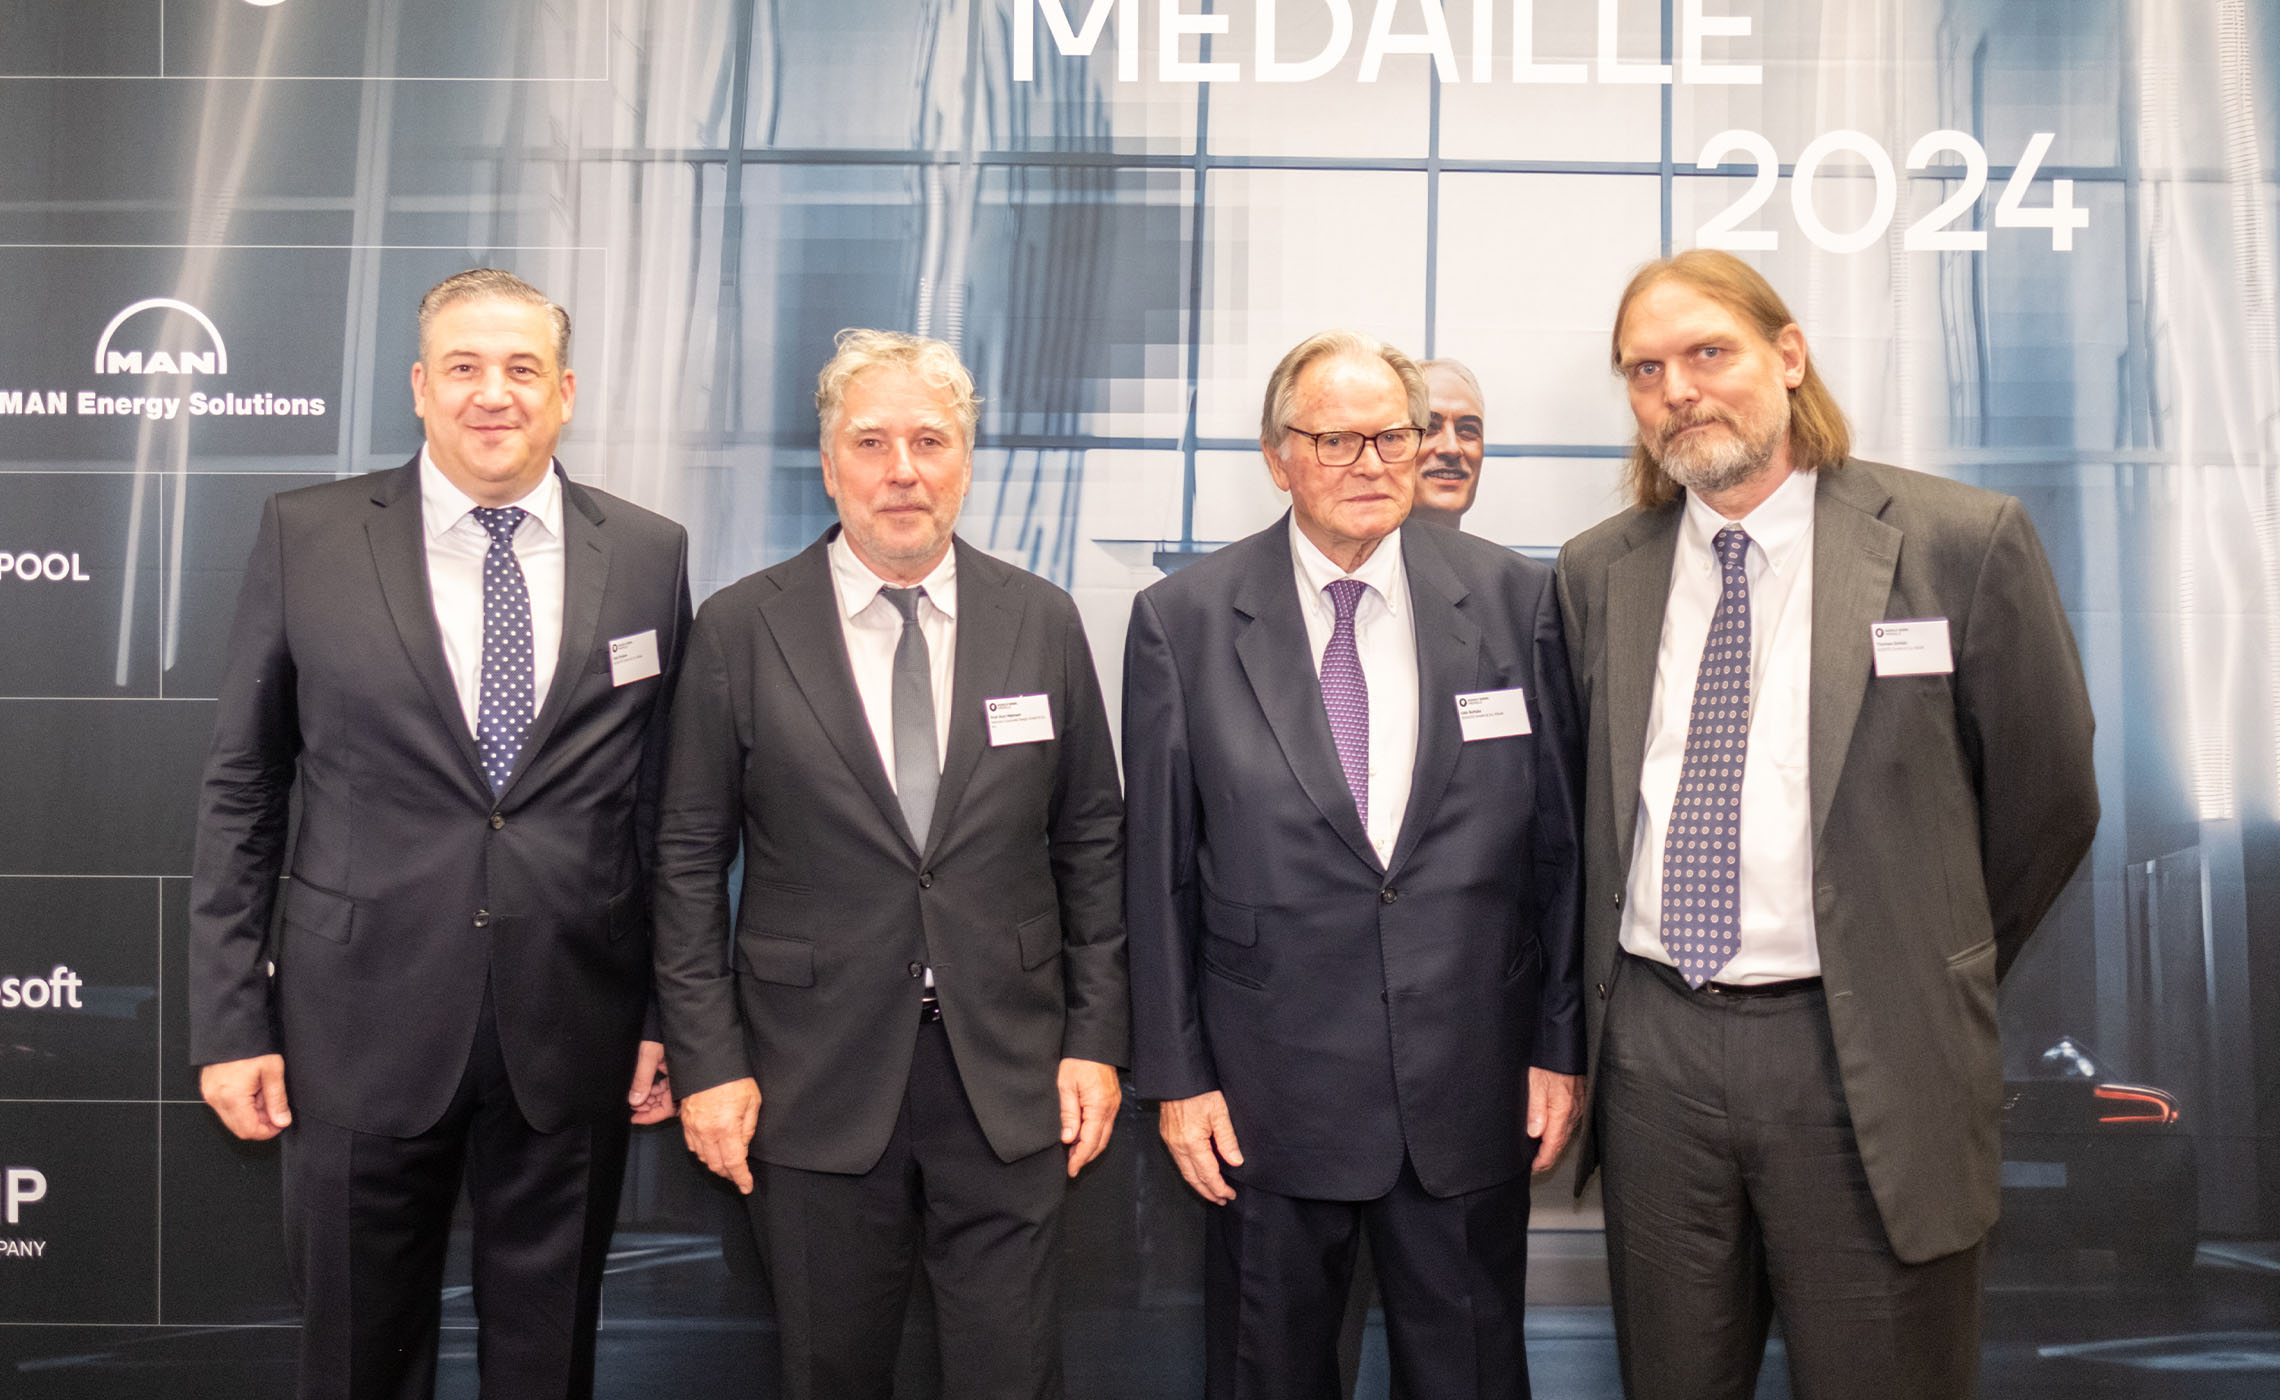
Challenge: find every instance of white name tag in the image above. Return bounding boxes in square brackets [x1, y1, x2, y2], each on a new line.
[986, 693, 1054, 746]
[1870, 618, 1954, 677]
[1454, 687, 1532, 741]
[608, 629, 662, 686]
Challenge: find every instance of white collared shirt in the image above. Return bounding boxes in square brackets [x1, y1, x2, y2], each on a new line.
[419, 450, 566, 738]
[1621, 466, 1819, 982]
[828, 530, 957, 789]
[1289, 516, 1419, 867]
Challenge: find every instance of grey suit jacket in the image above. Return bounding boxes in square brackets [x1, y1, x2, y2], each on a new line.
[652, 531, 1126, 1173]
[1555, 459, 2097, 1263]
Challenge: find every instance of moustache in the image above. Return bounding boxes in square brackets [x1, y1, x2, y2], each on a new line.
[1657, 408, 1736, 449]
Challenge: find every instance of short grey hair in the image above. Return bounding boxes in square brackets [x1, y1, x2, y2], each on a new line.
[815, 328, 981, 450]
[417, 268, 571, 369]
[1419, 357, 1485, 410]
[1259, 329, 1428, 451]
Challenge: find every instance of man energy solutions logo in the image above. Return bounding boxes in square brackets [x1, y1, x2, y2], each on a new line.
[0, 297, 327, 423]
[1, 1168, 45, 1259]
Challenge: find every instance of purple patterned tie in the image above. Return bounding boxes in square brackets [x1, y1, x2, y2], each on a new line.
[1321, 577, 1370, 828]
[472, 505, 534, 794]
[1662, 525, 1751, 988]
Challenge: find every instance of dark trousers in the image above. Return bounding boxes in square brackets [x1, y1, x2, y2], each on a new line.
[280, 986, 631, 1400]
[1204, 1157, 1534, 1400]
[750, 1018, 1069, 1400]
[1597, 955, 1983, 1400]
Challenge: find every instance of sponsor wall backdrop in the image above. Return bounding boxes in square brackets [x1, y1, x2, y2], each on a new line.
[3, 1, 2279, 1395]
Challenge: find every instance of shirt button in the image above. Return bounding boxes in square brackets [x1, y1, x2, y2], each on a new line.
[919, 872, 935, 889]
[472, 909, 491, 928]
[489, 812, 505, 830]
[908, 961, 924, 978]
[1380, 888, 1399, 905]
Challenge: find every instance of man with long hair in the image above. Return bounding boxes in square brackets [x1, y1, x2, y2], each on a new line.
[1556, 250, 2097, 1398]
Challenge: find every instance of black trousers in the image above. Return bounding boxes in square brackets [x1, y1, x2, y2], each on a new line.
[1204, 1156, 1534, 1400]
[1597, 955, 1983, 1400]
[280, 986, 631, 1400]
[750, 1018, 1069, 1400]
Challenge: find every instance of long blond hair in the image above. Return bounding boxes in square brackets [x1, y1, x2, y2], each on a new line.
[1611, 250, 1851, 511]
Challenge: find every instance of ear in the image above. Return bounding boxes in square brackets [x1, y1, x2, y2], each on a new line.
[410, 361, 429, 420]
[1261, 441, 1294, 493]
[818, 448, 841, 501]
[558, 366, 577, 424]
[1776, 323, 1808, 389]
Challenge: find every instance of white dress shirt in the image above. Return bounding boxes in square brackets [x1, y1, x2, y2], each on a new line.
[420, 450, 566, 737]
[828, 530, 957, 789]
[1621, 466, 1819, 982]
[1290, 517, 1419, 867]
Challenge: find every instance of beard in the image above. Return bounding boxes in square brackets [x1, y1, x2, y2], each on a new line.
[1651, 397, 1789, 498]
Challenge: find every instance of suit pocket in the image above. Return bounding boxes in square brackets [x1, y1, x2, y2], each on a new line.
[1199, 891, 1264, 989]
[282, 878, 355, 945]
[1200, 890, 1257, 947]
[736, 932, 816, 988]
[605, 883, 647, 943]
[1945, 937, 1995, 970]
[1017, 910, 1062, 970]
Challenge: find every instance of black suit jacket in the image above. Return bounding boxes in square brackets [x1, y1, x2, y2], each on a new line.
[1556, 460, 2098, 1262]
[1123, 516, 1585, 1202]
[651, 531, 1127, 1173]
[188, 460, 692, 1137]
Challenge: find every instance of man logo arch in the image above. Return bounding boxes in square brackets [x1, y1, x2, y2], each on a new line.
[93, 298, 229, 377]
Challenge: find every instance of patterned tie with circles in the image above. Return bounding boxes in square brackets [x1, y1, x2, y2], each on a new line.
[472, 506, 534, 794]
[1661, 524, 1752, 988]
[1321, 577, 1371, 828]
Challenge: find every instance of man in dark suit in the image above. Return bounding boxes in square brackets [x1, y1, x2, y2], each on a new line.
[189, 268, 691, 1399]
[654, 329, 1126, 1400]
[1124, 329, 1585, 1399]
[1556, 250, 2098, 1398]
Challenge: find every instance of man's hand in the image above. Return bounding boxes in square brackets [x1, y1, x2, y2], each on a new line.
[200, 1054, 292, 1141]
[681, 1078, 761, 1194]
[627, 1040, 674, 1125]
[1158, 1090, 1243, 1205]
[1528, 1068, 1585, 1174]
[1057, 1059, 1121, 1178]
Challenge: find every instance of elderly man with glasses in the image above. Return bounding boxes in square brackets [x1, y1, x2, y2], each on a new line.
[1123, 329, 1587, 1399]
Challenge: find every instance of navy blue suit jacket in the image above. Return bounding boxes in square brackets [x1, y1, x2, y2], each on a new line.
[1123, 516, 1584, 1201]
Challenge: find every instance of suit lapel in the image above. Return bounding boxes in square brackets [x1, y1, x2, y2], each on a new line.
[1387, 524, 1481, 878]
[925, 541, 1021, 862]
[1232, 520, 1381, 873]
[1604, 506, 1682, 876]
[761, 533, 919, 854]
[364, 461, 489, 791]
[504, 471, 610, 799]
[1808, 464, 1901, 848]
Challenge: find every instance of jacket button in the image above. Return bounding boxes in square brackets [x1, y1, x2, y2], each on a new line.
[1597, 982, 1609, 1000]
[489, 812, 505, 830]
[908, 961, 924, 978]
[472, 909, 491, 928]
[1613, 891, 1624, 909]
[1380, 989, 1390, 1003]
[919, 872, 935, 889]
[1380, 887, 1398, 904]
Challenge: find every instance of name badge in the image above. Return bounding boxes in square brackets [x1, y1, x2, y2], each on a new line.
[1870, 618, 1954, 677]
[986, 693, 1054, 746]
[608, 629, 662, 686]
[1455, 687, 1532, 741]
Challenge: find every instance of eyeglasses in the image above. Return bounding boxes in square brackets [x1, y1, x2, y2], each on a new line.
[1282, 426, 1425, 467]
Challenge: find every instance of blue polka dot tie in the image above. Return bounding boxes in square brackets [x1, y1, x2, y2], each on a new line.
[1662, 525, 1752, 988]
[472, 506, 533, 794]
[1321, 577, 1370, 828]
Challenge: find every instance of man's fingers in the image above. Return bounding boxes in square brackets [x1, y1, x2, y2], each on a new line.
[1059, 1081, 1082, 1146]
[1209, 1109, 1243, 1168]
[627, 1040, 668, 1107]
[256, 1057, 292, 1130]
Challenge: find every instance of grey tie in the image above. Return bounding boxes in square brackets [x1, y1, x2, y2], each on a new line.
[880, 586, 939, 848]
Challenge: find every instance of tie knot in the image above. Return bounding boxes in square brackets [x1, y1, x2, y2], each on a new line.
[1326, 577, 1367, 620]
[880, 585, 926, 623]
[472, 505, 526, 545]
[1714, 524, 1750, 568]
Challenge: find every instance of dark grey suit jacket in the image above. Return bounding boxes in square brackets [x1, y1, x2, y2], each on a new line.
[1556, 459, 2098, 1263]
[188, 459, 692, 1137]
[1125, 516, 1585, 1202]
[651, 531, 1126, 1173]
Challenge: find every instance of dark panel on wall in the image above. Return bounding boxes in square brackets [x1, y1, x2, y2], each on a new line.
[0, 877, 158, 1102]
[0, 701, 213, 876]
